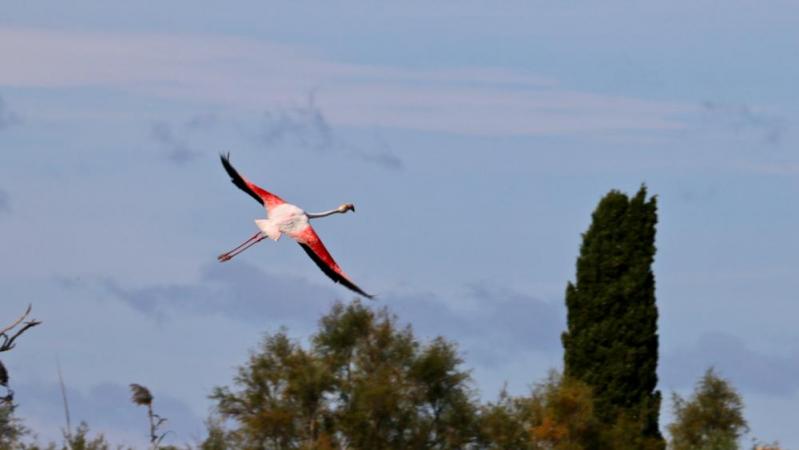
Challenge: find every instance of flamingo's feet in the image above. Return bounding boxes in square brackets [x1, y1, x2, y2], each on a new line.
[217, 253, 232, 262]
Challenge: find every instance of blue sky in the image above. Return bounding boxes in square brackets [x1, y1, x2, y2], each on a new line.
[1, 1, 797, 446]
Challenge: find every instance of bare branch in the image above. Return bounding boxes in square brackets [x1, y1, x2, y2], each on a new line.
[0, 304, 31, 336]
[0, 305, 40, 407]
[0, 318, 42, 353]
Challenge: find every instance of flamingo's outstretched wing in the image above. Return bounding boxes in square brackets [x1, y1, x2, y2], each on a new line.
[220, 153, 285, 212]
[294, 226, 374, 299]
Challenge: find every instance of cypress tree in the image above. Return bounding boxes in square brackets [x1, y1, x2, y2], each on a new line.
[562, 186, 663, 448]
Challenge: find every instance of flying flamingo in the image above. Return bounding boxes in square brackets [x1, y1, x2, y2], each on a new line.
[217, 154, 373, 298]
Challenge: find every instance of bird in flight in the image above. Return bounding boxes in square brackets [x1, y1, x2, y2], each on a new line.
[217, 153, 373, 298]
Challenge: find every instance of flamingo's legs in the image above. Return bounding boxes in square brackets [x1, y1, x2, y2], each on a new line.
[218, 232, 265, 262]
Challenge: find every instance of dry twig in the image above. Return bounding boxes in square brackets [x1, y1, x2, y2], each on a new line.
[0, 304, 42, 353]
[0, 304, 41, 404]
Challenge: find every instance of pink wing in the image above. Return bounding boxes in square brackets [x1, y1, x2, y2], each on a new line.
[220, 153, 285, 212]
[293, 226, 373, 299]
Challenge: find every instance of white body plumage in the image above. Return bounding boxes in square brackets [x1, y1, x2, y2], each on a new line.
[254, 203, 308, 241]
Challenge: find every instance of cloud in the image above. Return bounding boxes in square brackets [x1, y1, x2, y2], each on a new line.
[14, 380, 203, 447]
[348, 132, 404, 171]
[0, 27, 690, 136]
[0, 95, 21, 130]
[184, 112, 219, 130]
[467, 284, 565, 352]
[150, 121, 201, 164]
[103, 260, 338, 324]
[739, 162, 799, 175]
[377, 283, 565, 364]
[352, 147, 404, 171]
[254, 93, 403, 170]
[0, 189, 10, 214]
[101, 262, 561, 363]
[679, 185, 717, 204]
[256, 94, 333, 151]
[700, 100, 788, 145]
[661, 332, 799, 396]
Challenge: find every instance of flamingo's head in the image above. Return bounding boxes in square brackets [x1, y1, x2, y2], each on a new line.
[338, 203, 355, 213]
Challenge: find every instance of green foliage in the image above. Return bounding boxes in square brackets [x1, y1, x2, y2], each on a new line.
[0, 418, 123, 450]
[601, 410, 665, 450]
[209, 300, 478, 449]
[0, 405, 134, 450]
[200, 416, 233, 450]
[561, 186, 663, 448]
[0, 403, 28, 450]
[60, 422, 115, 450]
[668, 368, 748, 450]
[479, 387, 536, 450]
[478, 371, 605, 450]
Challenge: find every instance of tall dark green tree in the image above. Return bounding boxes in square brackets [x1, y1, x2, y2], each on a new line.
[561, 186, 663, 449]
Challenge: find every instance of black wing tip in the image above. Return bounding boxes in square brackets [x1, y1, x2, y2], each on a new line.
[352, 285, 376, 299]
[349, 285, 375, 300]
[219, 152, 264, 206]
[219, 152, 234, 173]
[347, 285, 375, 300]
[299, 243, 374, 299]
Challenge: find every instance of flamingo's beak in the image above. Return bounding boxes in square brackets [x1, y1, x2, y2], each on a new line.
[338, 203, 355, 213]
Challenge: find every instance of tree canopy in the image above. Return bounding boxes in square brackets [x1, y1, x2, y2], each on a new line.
[668, 368, 748, 450]
[210, 300, 479, 449]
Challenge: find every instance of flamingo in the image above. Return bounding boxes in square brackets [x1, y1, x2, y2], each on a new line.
[217, 154, 373, 298]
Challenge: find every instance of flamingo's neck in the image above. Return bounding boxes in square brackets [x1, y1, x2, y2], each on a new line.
[306, 208, 343, 219]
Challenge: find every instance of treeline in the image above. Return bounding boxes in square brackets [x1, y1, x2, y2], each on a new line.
[0, 188, 782, 449]
[200, 301, 758, 450]
[0, 301, 774, 449]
